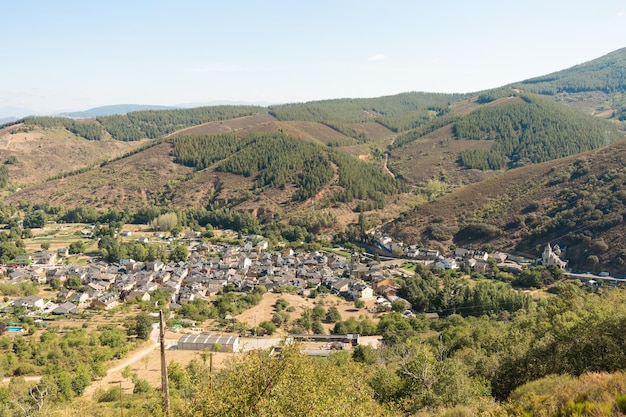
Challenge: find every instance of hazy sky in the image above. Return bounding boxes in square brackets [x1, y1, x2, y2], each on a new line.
[1, 0, 625, 116]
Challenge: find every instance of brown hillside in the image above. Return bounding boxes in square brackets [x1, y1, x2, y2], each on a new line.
[388, 124, 499, 186]
[168, 113, 278, 137]
[386, 140, 626, 271]
[350, 122, 394, 140]
[0, 125, 143, 185]
[5, 142, 192, 209]
[261, 121, 352, 145]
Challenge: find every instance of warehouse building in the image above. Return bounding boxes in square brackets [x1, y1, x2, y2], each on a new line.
[177, 334, 240, 352]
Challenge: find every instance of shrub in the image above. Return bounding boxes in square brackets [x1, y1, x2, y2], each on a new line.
[616, 394, 626, 413]
[259, 321, 276, 336]
[97, 386, 121, 403]
[275, 298, 289, 312]
[133, 378, 154, 394]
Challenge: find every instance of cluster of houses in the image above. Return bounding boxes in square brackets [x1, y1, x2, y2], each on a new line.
[374, 231, 566, 273]
[2, 228, 573, 321]
[2, 236, 416, 318]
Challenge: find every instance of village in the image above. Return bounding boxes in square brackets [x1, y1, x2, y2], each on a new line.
[0, 225, 563, 339]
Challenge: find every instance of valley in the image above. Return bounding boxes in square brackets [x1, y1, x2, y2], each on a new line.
[1, 46, 626, 416]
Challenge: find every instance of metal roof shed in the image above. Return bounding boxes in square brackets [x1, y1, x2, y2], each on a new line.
[177, 334, 240, 352]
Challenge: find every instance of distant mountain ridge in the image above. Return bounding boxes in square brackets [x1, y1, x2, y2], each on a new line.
[0, 117, 17, 124]
[58, 104, 179, 118]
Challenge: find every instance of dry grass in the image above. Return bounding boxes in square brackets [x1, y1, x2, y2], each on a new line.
[230, 292, 380, 336]
[0, 125, 142, 185]
[388, 124, 499, 187]
[5, 142, 193, 209]
[168, 114, 278, 137]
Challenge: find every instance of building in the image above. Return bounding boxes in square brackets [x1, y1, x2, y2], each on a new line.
[542, 243, 567, 269]
[435, 258, 458, 270]
[177, 334, 239, 352]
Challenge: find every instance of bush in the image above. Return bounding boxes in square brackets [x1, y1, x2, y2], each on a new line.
[427, 223, 454, 241]
[616, 394, 626, 413]
[12, 363, 38, 376]
[133, 378, 154, 394]
[259, 321, 276, 335]
[275, 298, 289, 312]
[97, 386, 121, 403]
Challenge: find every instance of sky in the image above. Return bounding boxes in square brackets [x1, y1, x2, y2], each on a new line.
[1, 0, 625, 117]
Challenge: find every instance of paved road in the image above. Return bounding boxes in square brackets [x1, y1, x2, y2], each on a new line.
[564, 271, 625, 282]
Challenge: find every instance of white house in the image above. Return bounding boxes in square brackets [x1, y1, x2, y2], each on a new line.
[435, 258, 458, 270]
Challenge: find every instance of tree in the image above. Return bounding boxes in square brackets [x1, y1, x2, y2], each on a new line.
[65, 276, 82, 290]
[311, 320, 325, 335]
[175, 344, 390, 417]
[133, 378, 153, 394]
[23, 211, 47, 229]
[40, 242, 50, 251]
[391, 301, 406, 313]
[135, 312, 153, 340]
[259, 321, 276, 336]
[151, 212, 178, 231]
[275, 298, 289, 312]
[354, 299, 365, 309]
[69, 241, 86, 254]
[325, 306, 341, 323]
[512, 268, 543, 288]
[169, 244, 188, 262]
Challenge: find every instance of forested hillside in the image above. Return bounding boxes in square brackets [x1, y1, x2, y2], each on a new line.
[454, 94, 623, 169]
[23, 117, 103, 140]
[2, 47, 626, 243]
[171, 132, 409, 206]
[269, 92, 463, 123]
[512, 47, 626, 120]
[96, 105, 266, 140]
[515, 47, 626, 96]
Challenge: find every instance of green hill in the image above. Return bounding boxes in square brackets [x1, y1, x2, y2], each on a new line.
[515, 47, 626, 96]
[512, 47, 626, 120]
[386, 92, 624, 187]
[3, 47, 626, 245]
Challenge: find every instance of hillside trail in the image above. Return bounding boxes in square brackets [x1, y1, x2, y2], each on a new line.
[383, 153, 395, 178]
[382, 132, 398, 179]
[81, 324, 159, 399]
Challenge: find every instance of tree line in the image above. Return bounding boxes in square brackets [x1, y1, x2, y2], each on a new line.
[515, 47, 626, 95]
[269, 91, 464, 125]
[97, 105, 265, 141]
[23, 117, 102, 140]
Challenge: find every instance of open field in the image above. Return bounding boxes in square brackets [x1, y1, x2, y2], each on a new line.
[231, 292, 380, 336]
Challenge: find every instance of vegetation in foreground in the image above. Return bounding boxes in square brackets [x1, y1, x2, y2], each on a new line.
[2, 284, 626, 416]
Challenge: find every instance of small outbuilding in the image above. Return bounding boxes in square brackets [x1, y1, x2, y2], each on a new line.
[177, 334, 239, 352]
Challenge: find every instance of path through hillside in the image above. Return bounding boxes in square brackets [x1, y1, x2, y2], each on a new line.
[81, 324, 159, 399]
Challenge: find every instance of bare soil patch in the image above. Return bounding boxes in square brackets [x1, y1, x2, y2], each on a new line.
[231, 292, 380, 336]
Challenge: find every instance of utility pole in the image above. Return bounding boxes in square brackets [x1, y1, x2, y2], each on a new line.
[160, 310, 170, 416]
